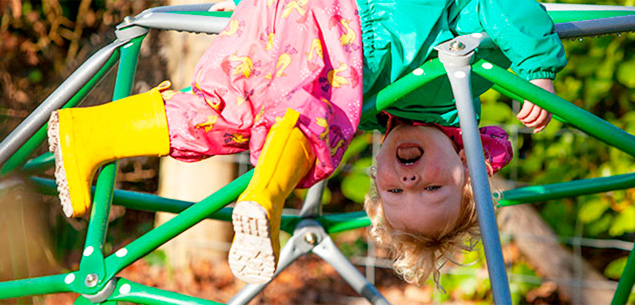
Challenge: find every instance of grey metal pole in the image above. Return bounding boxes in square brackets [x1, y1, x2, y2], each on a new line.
[230, 218, 390, 305]
[0, 40, 125, 168]
[313, 236, 390, 305]
[298, 180, 325, 218]
[437, 38, 512, 304]
[142, 3, 216, 13]
[555, 15, 635, 39]
[119, 12, 229, 35]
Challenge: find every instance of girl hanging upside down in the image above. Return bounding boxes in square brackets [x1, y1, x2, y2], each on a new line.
[47, 0, 566, 287]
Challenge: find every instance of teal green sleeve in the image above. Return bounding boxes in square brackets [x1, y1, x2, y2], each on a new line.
[457, 0, 567, 80]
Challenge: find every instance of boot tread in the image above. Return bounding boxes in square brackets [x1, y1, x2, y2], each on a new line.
[48, 112, 74, 218]
[228, 201, 277, 284]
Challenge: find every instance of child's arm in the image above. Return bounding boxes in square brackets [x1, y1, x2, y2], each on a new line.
[517, 79, 555, 133]
[473, 0, 565, 133]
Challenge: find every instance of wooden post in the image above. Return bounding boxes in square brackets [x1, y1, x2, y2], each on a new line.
[498, 204, 615, 304]
[155, 0, 236, 268]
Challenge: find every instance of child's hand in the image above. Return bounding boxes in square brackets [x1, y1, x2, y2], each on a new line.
[516, 79, 555, 134]
[209, 0, 236, 11]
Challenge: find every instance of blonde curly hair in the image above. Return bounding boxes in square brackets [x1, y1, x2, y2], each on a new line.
[364, 168, 483, 290]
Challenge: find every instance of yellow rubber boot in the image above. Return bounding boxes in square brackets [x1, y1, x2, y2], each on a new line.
[47, 82, 171, 218]
[228, 109, 316, 284]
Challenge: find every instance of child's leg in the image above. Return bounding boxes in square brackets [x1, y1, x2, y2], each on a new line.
[228, 109, 315, 284]
[48, 82, 171, 218]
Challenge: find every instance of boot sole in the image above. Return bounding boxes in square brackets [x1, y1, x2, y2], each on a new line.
[48, 112, 74, 218]
[228, 201, 276, 284]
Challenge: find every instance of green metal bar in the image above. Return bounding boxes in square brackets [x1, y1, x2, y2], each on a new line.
[27, 177, 58, 196]
[19, 152, 55, 174]
[77, 35, 145, 294]
[497, 172, 635, 207]
[29, 175, 302, 234]
[612, 244, 635, 304]
[318, 211, 370, 234]
[549, 10, 635, 23]
[73, 296, 93, 305]
[0, 51, 120, 176]
[75, 163, 117, 294]
[102, 171, 253, 283]
[361, 59, 446, 123]
[473, 59, 635, 157]
[113, 177, 301, 234]
[0, 274, 73, 299]
[107, 278, 222, 305]
[168, 10, 232, 18]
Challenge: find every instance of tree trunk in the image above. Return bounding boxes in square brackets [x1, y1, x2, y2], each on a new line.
[0, 178, 57, 304]
[498, 204, 615, 304]
[155, 0, 235, 268]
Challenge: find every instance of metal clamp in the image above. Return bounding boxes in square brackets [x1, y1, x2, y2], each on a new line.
[115, 16, 150, 42]
[435, 33, 489, 67]
[82, 277, 118, 303]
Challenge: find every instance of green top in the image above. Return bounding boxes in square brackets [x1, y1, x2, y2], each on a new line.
[357, 0, 567, 130]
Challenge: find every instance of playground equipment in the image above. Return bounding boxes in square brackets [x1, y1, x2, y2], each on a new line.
[0, 3, 635, 304]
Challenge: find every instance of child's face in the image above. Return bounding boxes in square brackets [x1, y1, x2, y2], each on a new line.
[375, 123, 467, 237]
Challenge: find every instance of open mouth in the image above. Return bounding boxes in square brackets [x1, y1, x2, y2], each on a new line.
[396, 144, 423, 166]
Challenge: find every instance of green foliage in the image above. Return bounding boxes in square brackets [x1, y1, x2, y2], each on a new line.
[484, 8, 635, 235]
[578, 196, 609, 224]
[144, 250, 169, 267]
[604, 256, 628, 279]
[433, 244, 540, 303]
[610, 205, 635, 236]
[341, 158, 373, 204]
[337, 134, 374, 204]
[337, 236, 368, 258]
[480, 0, 635, 295]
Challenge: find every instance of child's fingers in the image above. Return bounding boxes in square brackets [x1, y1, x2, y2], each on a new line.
[521, 79, 555, 133]
[209, 0, 236, 11]
[522, 107, 549, 128]
[517, 101, 543, 125]
[517, 101, 545, 128]
[516, 101, 535, 121]
[517, 101, 552, 133]
[532, 113, 552, 133]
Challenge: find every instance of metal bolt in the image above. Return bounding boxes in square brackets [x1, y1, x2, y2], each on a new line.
[124, 16, 133, 24]
[449, 40, 465, 51]
[85, 273, 99, 287]
[304, 232, 318, 245]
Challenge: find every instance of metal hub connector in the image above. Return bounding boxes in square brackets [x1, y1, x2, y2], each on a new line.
[85, 273, 99, 288]
[304, 232, 318, 245]
[83, 278, 118, 303]
[449, 40, 466, 51]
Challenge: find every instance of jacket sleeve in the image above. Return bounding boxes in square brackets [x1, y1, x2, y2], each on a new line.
[477, 0, 567, 80]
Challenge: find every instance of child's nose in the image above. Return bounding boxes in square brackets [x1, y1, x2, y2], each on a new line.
[401, 174, 419, 186]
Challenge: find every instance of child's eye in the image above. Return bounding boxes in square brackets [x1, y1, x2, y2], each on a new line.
[424, 185, 441, 191]
[388, 189, 403, 194]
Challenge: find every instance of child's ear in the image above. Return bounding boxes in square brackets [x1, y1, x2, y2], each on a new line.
[458, 149, 467, 167]
[458, 148, 472, 176]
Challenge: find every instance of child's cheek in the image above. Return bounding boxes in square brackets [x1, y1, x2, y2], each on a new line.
[427, 164, 441, 177]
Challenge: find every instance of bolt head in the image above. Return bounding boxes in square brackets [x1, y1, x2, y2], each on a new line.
[449, 40, 465, 51]
[304, 232, 318, 245]
[85, 273, 98, 287]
